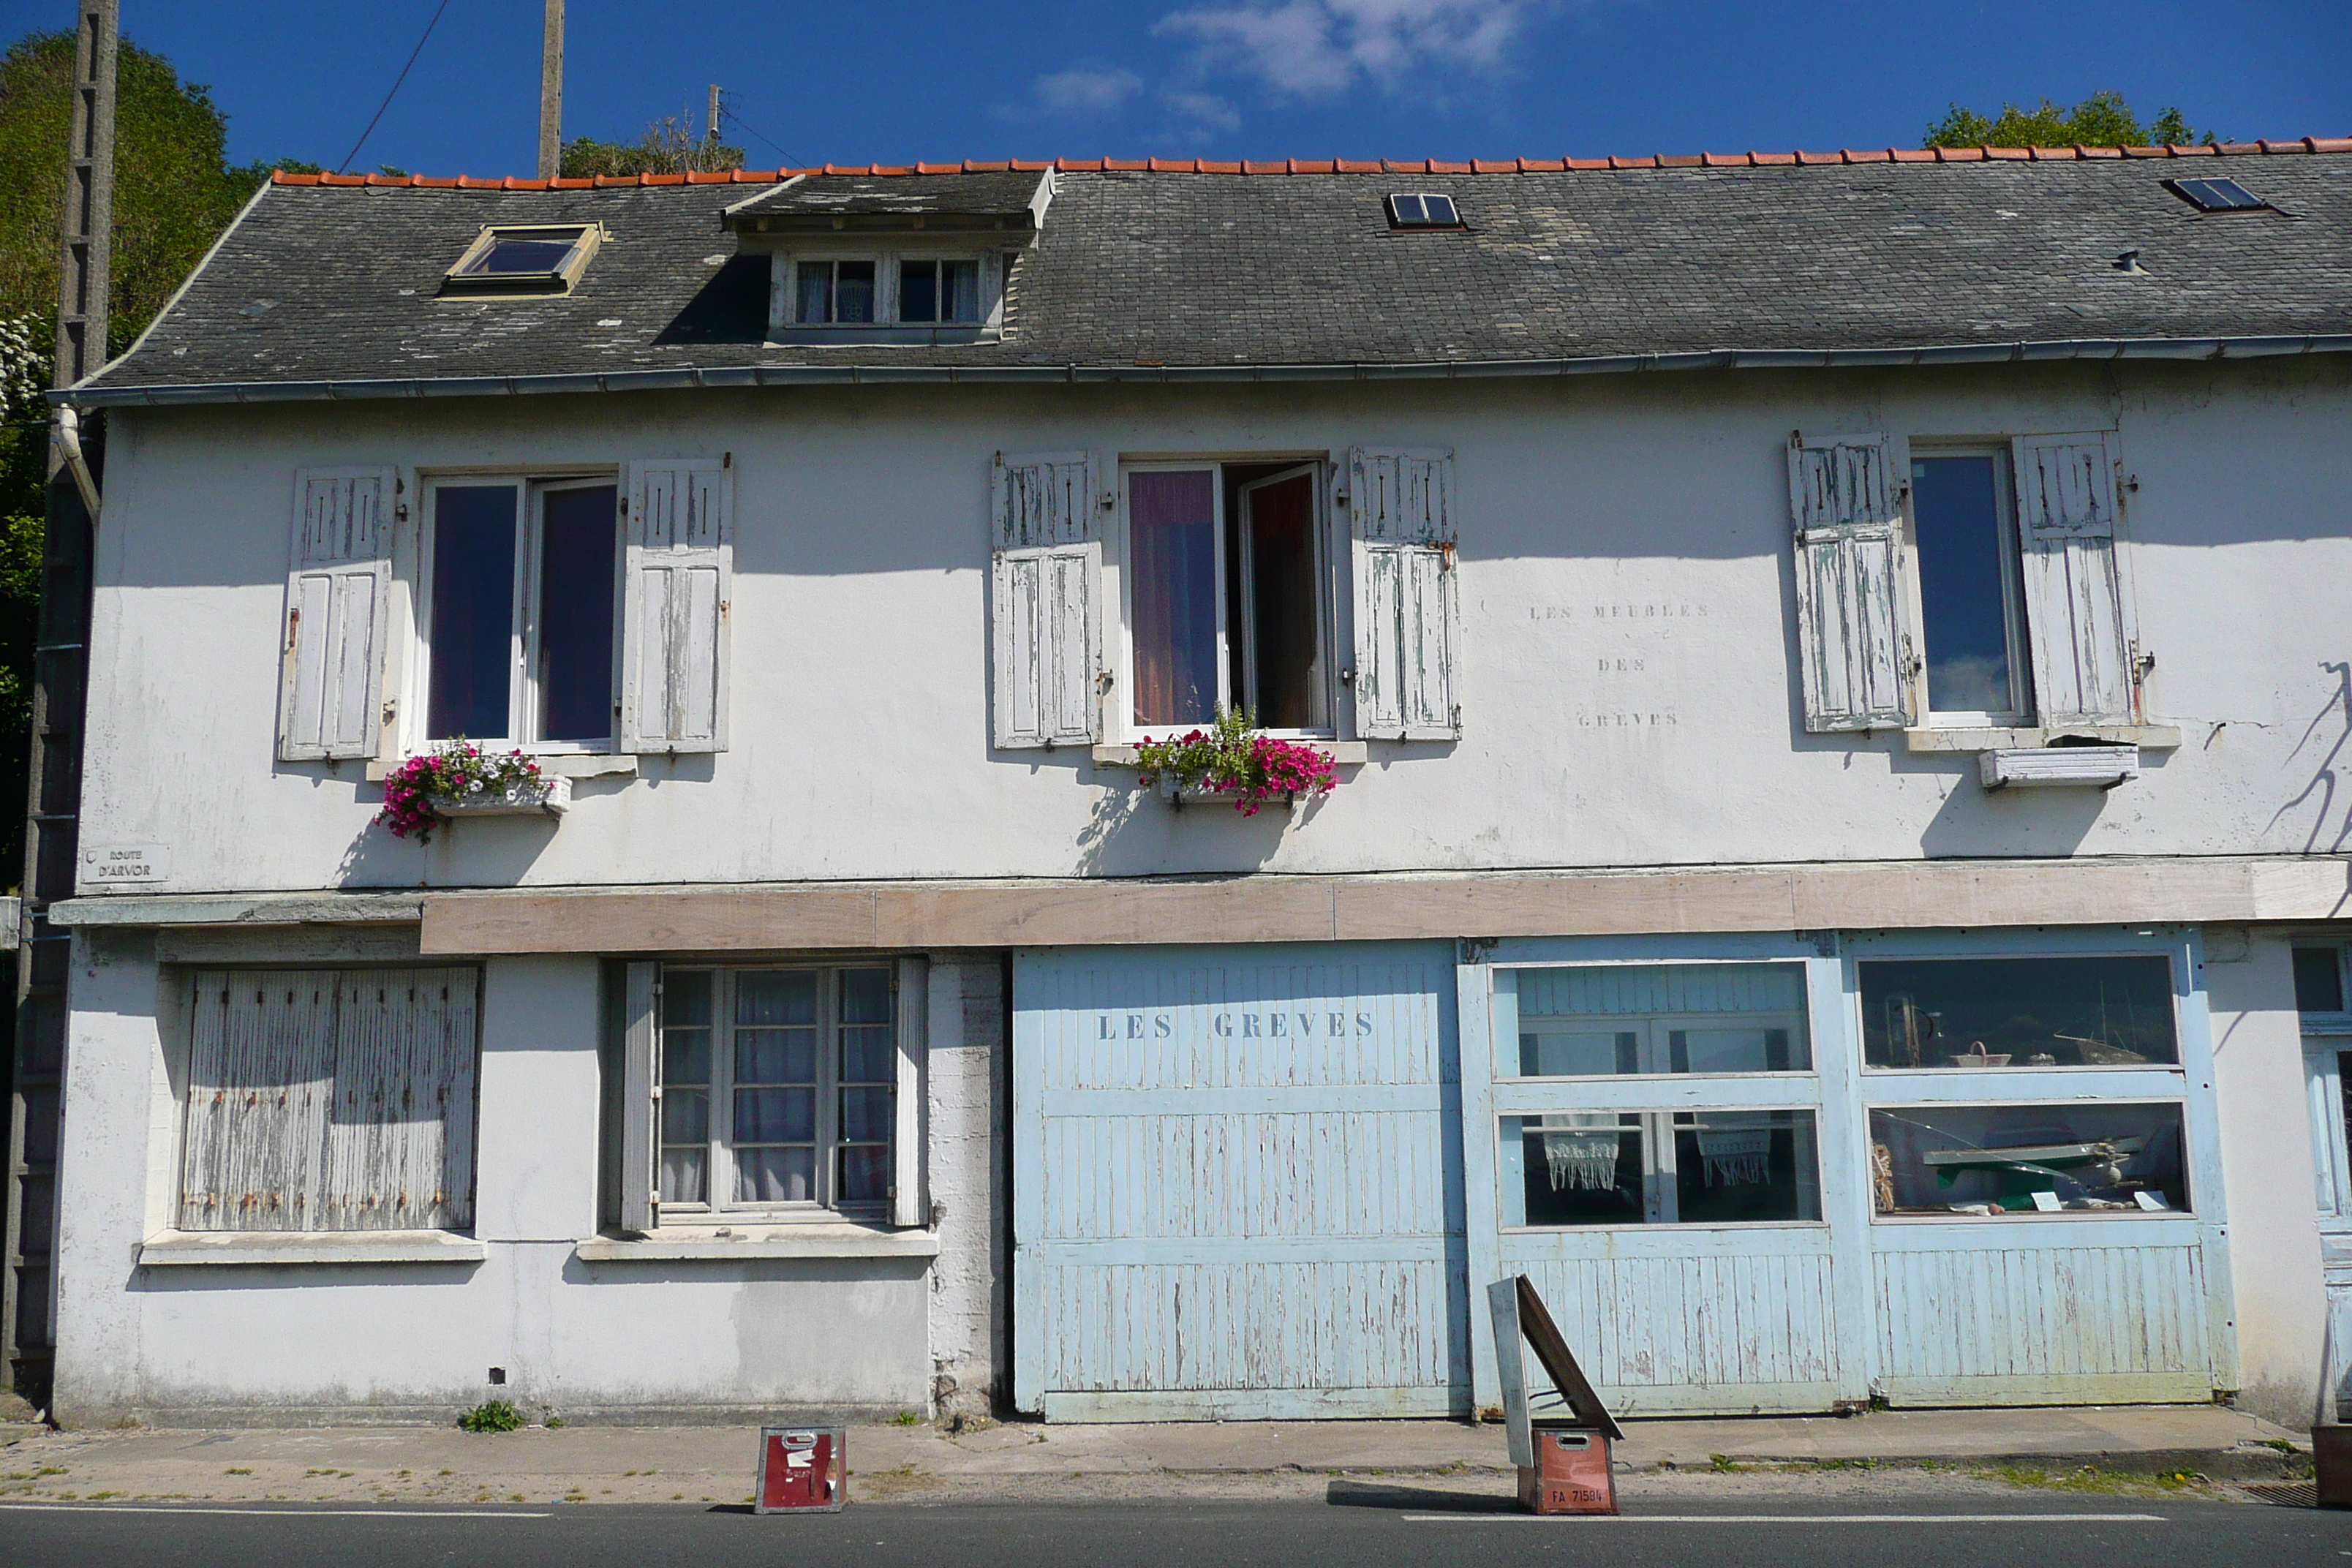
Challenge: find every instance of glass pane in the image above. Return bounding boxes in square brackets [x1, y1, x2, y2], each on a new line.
[464, 229, 581, 274]
[1912, 455, 2016, 715]
[660, 1145, 706, 1205]
[662, 1030, 709, 1087]
[838, 1144, 892, 1204]
[1859, 955, 2178, 1068]
[1673, 1111, 1820, 1223]
[900, 260, 938, 323]
[1423, 194, 1458, 225]
[735, 1086, 815, 1144]
[426, 485, 517, 739]
[841, 968, 893, 1026]
[840, 1084, 894, 1142]
[1511, 964, 1809, 1075]
[661, 970, 712, 1028]
[662, 1085, 708, 1144]
[736, 1028, 816, 1085]
[943, 259, 980, 322]
[737, 970, 818, 1027]
[836, 260, 875, 323]
[1243, 473, 1320, 728]
[796, 263, 831, 323]
[736, 1146, 815, 1204]
[840, 1025, 894, 1082]
[1870, 1104, 2189, 1215]
[1392, 195, 1425, 224]
[2297, 948, 2347, 1014]
[1128, 470, 1221, 728]
[1501, 1114, 1642, 1225]
[537, 483, 617, 742]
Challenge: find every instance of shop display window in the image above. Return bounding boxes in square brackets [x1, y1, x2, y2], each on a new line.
[1868, 1103, 2188, 1216]
[1859, 954, 2177, 1070]
[1513, 962, 1810, 1076]
[1501, 1109, 1823, 1227]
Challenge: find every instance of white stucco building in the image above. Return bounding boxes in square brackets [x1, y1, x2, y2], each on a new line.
[12, 143, 2352, 1427]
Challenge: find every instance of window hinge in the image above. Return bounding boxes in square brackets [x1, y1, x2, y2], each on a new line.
[1339, 666, 1356, 685]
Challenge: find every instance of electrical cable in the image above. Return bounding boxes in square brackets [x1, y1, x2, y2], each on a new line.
[717, 92, 803, 170]
[336, 0, 456, 174]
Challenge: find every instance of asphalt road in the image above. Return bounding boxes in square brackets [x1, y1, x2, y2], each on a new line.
[1, 1493, 2347, 1568]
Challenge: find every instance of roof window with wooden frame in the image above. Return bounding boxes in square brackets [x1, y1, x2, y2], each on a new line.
[440, 224, 603, 295]
[274, 461, 734, 765]
[983, 446, 1463, 753]
[1787, 431, 2166, 754]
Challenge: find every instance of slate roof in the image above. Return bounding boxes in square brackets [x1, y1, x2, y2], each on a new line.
[75, 143, 2352, 404]
[723, 170, 1049, 221]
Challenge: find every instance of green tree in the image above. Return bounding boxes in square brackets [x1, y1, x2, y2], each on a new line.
[0, 29, 316, 884]
[1924, 91, 2214, 149]
[562, 116, 745, 178]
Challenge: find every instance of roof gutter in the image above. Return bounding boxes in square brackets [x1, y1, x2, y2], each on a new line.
[52, 333, 2352, 409]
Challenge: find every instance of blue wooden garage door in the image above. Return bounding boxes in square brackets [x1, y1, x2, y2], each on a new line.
[1012, 943, 1466, 1421]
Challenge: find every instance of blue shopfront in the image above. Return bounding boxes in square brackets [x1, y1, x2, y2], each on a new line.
[1011, 929, 2234, 1421]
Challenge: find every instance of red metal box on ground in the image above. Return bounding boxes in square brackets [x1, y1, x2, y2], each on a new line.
[1516, 1423, 1618, 1515]
[755, 1427, 845, 1513]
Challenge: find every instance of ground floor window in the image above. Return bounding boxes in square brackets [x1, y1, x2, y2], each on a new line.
[655, 965, 897, 1215]
[1502, 1109, 1823, 1226]
[177, 967, 480, 1233]
[1869, 1103, 2189, 1217]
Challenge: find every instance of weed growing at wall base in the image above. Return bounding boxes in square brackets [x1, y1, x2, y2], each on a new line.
[458, 1399, 524, 1433]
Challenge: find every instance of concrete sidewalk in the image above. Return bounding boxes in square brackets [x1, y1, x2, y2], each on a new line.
[0, 1404, 2310, 1507]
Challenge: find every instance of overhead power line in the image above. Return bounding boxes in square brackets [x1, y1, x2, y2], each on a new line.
[718, 92, 802, 170]
[337, 0, 455, 174]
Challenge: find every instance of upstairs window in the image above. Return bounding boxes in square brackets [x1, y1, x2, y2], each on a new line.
[1387, 192, 1460, 228]
[1124, 461, 1330, 734]
[1911, 449, 2029, 723]
[2163, 176, 2268, 213]
[900, 258, 981, 323]
[787, 256, 986, 326]
[425, 476, 618, 747]
[795, 259, 877, 324]
[442, 225, 601, 295]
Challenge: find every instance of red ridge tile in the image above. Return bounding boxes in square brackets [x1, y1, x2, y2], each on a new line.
[1891, 148, 1934, 163]
[1658, 153, 1702, 167]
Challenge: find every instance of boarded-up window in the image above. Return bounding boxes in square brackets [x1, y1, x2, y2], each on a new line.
[621, 459, 733, 753]
[177, 968, 480, 1234]
[279, 469, 396, 761]
[1348, 445, 1460, 740]
[2012, 433, 2139, 725]
[990, 451, 1101, 749]
[1787, 434, 1911, 732]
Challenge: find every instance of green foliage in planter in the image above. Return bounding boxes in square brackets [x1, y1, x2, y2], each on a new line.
[1134, 707, 1338, 816]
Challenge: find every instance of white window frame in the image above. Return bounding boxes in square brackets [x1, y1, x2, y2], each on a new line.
[893, 255, 986, 325]
[787, 255, 883, 325]
[414, 471, 622, 754]
[656, 963, 897, 1221]
[779, 252, 994, 328]
[1110, 457, 1338, 742]
[1901, 441, 2033, 728]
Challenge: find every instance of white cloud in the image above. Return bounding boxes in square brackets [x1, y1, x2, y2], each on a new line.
[1163, 90, 1243, 132]
[1029, 68, 1147, 115]
[1153, 0, 1530, 99]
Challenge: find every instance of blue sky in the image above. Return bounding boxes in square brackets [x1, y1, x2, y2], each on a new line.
[11, 0, 2345, 176]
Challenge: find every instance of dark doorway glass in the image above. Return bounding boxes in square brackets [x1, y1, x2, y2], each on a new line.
[1129, 470, 1220, 728]
[537, 484, 617, 742]
[428, 485, 518, 739]
[1243, 472, 1320, 728]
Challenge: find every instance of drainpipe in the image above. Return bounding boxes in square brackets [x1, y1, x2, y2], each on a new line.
[52, 404, 100, 521]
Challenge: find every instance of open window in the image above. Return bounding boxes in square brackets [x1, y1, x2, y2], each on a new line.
[1121, 461, 1334, 736]
[441, 225, 602, 296]
[422, 476, 620, 749]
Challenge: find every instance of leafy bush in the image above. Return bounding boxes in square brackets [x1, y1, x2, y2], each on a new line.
[1134, 707, 1338, 817]
[458, 1399, 524, 1433]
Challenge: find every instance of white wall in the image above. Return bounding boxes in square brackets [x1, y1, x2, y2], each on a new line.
[53, 944, 935, 1425]
[924, 954, 1005, 1419]
[2208, 930, 2330, 1428]
[75, 359, 2352, 897]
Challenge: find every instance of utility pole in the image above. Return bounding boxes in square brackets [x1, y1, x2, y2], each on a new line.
[537, 0, 563, 181]
[6, 0, 113, 1415]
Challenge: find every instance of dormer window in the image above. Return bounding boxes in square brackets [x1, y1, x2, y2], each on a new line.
[796, 259, 877, 324]
[441, 224, 602, 295]
[899, 259, 981, 324]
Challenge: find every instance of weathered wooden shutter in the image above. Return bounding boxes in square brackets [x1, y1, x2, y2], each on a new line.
[2013, 432, 2139, 725]
[619, 961, 660, 1234]
[177, 966, 478, 1235]
[892, 955, 928, 1229]
[1349, 446, 1460, 740]
[279, 468, 395, 761]
[1787, 434, 1911, 731]
[622, 459, 732, 753]
[990, 451, 1101, 749]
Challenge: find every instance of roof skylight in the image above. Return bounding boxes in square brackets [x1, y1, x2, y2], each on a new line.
[442, 224, 603, 295]
[1387, 192, 1460, 229]
[2163, 176, 2268, 214]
